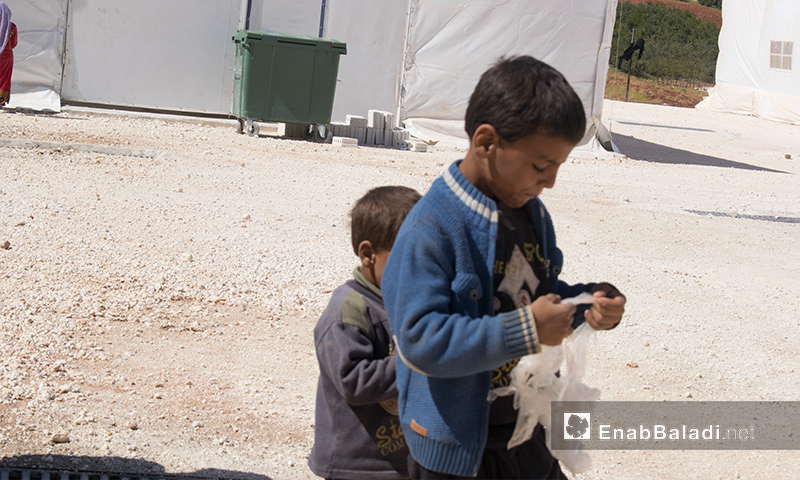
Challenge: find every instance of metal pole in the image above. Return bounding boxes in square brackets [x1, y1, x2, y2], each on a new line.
[245, 0, 253, 30]
[625, 28, 635, 102]
[319, 0, 328, 38]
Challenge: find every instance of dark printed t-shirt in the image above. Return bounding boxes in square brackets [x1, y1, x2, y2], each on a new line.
[490, 204, 549, 425]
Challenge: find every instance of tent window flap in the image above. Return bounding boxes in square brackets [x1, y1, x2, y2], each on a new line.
[770, 41, 793, 71]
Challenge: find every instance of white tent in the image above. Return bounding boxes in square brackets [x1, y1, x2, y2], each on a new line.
[7, 0, 618, 147]
[698, 0, 800, 125]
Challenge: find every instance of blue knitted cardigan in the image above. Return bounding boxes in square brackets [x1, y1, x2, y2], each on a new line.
[382, 160, 591, 476]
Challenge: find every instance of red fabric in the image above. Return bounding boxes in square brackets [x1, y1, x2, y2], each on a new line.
[0, 22, 17, 94]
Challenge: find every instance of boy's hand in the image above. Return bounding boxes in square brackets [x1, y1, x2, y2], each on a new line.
[585, 282, 626, 330]
[531, 294, 576, 346]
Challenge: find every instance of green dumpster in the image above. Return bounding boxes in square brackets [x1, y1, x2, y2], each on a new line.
[231, 30, 347, 140]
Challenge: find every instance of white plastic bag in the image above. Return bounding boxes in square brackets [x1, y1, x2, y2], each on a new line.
[487, 293, 601, 474]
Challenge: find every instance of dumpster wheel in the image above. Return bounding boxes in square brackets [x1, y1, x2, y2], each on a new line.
[309, 124, 333, 144]
[245, 118, 259, 137]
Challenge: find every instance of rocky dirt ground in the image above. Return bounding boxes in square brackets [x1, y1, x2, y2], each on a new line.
[1, 100, 799, 480]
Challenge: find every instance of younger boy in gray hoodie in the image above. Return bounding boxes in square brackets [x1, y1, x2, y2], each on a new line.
[309, 186, 421, 480]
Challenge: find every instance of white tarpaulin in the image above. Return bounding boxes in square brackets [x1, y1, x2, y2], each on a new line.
[247, 0, 321, 37]
[6, 0, 66, 112]
[400, 0, 618, 148]
[325, 0, 410, 124]
[698, 0, 800, 125]
[8, 0, 618, 149]
[61, 1, 240, 113]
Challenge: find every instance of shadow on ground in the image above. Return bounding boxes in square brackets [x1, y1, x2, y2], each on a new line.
[612, 133, 787, 174]
[0, 455, 272, 480]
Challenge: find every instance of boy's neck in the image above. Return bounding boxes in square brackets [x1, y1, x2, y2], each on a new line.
[459, 149, 494, 201]
[354, 267, 382, 297]
[358, 266, 378, 288]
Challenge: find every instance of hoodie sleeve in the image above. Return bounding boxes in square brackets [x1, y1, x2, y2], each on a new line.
[315, 289, 397, 406]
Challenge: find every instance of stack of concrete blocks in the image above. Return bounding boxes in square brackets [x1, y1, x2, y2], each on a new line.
[330, 110, 423, 150]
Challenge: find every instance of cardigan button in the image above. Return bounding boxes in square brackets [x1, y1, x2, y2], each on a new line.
[468, 289, 480, 301]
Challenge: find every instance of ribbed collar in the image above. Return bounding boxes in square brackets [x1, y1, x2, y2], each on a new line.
[443, 161, 498, 224]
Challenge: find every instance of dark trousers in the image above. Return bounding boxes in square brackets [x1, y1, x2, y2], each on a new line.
[407, 424, 566, 480]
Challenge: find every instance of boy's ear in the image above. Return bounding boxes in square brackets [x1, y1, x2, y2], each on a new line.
[358, 240, 375, 267]
[472, 124, 500, 159]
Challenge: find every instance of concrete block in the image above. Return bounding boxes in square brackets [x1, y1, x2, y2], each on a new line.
[383, 112, 395, 129]
[346, 115, 368, 127]
[331, 123, 346, 138]
[368, 110, 384, 130]
[366, 128, 376, 145]
[356, 127, 367, 145]
[375, 128, 384, 146]
[405, 140, 428, 152]
[332, 136, 358, 147]
[392, 129, 403, 148]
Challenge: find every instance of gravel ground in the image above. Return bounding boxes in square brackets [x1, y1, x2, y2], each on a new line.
[1, 100, 799, 480]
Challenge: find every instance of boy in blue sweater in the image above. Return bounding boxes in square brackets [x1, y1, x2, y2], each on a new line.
[382, 56, 626, 479]
[310, 186, 421, 480]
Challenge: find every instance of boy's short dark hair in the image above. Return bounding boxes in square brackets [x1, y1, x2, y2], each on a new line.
[351, 186, 421, 255]
[465, 56, 587, 145]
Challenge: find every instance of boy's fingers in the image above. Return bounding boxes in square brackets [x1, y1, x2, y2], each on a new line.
[588, 300, 624, 330]
[544, 293, 562, 303]
[595, 294, 626, 310]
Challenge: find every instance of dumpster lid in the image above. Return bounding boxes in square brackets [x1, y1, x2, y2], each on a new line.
[232, 30, 346, 53]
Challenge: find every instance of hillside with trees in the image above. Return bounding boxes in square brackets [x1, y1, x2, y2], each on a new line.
[611, 0, 721, 85]
[606, 0, 723, 107]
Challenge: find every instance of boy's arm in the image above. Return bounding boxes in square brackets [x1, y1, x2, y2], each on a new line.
[316, 321, 398, 406]
[384, 230, 571, 378]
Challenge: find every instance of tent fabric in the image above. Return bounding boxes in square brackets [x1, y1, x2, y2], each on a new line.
[400, 0, 618, 147]
[8, 0, 617, 151]
[698, 0, 800, 125]
[60, 1, 240, 114]
[247, 0, 321, 36]
[325, 0, 410, 123]
[5, 0, 66, 112]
